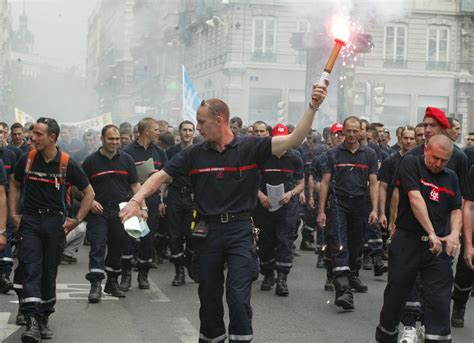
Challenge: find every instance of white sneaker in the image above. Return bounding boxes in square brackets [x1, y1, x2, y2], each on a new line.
[417, 325, 425, 341]
[399, 326, 417, 343]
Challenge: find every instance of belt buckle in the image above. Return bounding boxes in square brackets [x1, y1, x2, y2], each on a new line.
[181, 187, 187, 193]
[421, 235, 429, 242]
[220, 213, 229, 223]
[38, 208, 45, 214]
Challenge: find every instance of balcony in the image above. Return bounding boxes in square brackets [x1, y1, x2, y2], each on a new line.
[251, 51, 276, 62]
[426, 61, 450, 71]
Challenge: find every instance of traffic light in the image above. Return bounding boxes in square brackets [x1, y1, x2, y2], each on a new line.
[351, 33, 373, 53]
[277, 101, 286, 123]
[373, 86, 384, 116]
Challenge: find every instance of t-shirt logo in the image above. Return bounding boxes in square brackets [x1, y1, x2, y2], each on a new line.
[429, 188, 440, 202]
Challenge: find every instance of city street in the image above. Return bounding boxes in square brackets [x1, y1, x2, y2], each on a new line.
[1, 244, 472, 343]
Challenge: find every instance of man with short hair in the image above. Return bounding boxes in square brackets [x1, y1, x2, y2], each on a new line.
[10, 123, 29, 153]
[10, 118, 94, 342]
[415, 123, 425, 146]
[252, 121, 269, 137]
[122, 118, 167, 290]
[82, 125, 141, 302]
[120, 82, 328, 343]
[59, 125, 83, 155]
[120, 129, 133, 148]
[465, 132, 474, 147]
[73, 131, 97, 165]
[447, 117, 461, 143]
[317, 116, 378, 310]
[376, 135, 462, 343]
[230, 116, 243, 136]
[164, 120, 196, 286]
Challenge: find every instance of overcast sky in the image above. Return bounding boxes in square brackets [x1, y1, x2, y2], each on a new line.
[10, 0, 100, 73]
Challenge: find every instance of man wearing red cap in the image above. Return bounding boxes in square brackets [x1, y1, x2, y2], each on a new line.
[253, 124, 304, 296]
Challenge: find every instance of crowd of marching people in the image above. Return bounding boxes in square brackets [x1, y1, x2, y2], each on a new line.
[0, 90, 473, 343]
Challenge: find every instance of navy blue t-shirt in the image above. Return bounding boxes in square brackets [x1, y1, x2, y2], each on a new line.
[82, 149, 138, 205]
[396, 155, 461, 236]
[0, 159, 6, 186]
[166, 143, 193, 189]
[164, 136, 272, 216]
[259, 148, 304, 194]
[407, 143, 469, 197]
[320, 143, 378, 197]
[463, 146, 474, 166]
[14, 149, 89, 211]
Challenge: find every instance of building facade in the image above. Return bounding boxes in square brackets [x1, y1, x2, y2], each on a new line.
[351, 0, 474, 139]
[0, 0, 12, 119]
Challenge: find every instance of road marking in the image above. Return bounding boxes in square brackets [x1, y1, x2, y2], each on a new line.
[172, 317, 199, 343]
[9, 284, 119, 303]
[145, 279, 170, 302]
[0, 312, 20, 340]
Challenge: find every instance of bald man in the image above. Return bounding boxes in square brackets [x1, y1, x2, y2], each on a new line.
[376, 135, 462, 343]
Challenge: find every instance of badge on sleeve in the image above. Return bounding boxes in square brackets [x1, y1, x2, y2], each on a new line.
[429, 188, 440, 202]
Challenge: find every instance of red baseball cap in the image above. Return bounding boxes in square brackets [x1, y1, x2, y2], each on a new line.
[424, 107, 450, 129]
[330, 122, 343, 134]
[272, 124, 289, 136]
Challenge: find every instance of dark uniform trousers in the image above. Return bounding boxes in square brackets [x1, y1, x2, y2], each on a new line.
[19, 213, 65, 318]
[122, 196, 158, 272]
[193, 220, 258, 343]
[363, 195, 384, 257]
[326, 195, 366, 290]
[376, 230, 453, 343]
[302, 190, 320, 247]
[452, 240, 474, 305]
[165, 187, 194, 265]
[0, 217, 15, 276]
[86, 206, 127, 281]
[254, 201, 297, 275]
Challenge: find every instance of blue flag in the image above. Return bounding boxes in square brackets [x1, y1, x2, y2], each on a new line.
[182, 65, 201, 124]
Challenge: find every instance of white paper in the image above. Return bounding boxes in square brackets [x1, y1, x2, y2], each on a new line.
[136, 158, 155, 184]
[119, 202, 143, 239]
[266, 183, 285, 212]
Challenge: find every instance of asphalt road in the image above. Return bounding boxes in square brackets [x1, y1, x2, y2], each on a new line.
[1, 244, 473, 343]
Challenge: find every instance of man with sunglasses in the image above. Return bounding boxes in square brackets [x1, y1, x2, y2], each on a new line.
[120, 83, 328, 343]
[9, 117, 94, 343]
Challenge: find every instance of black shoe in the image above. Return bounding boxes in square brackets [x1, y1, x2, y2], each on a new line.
[324, 277, 335, 292]
[0, 273, 13, 293]
[119, 270, 132, 291]
[300, 239, 316, 251]
[260, 272, 275, 291]
[88, 281, 102, 303]
[451, 302, 465, 327]
[60, 254, 77, 264]
[104, 277, 126, 298]
[137, 271, 150, 289]
[16, 310, 26, 326]
[275, 272, 289, 297]
[335, 290, 354, 310]
[39, 316, 53, 339]
[362, 255, 373, 270]
[172, 264, 185, 287]
[21, 316, 42, 343]
[316, 254, 325, 268]
[373, 255, 387, 277]
[349, 274, 368, 293]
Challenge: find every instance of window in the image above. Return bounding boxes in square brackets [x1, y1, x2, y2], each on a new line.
[384, 25, 407, 67]
[248, 88, 282, 124]
[427, 27, 449, 70]
[253, 17, 276, 60]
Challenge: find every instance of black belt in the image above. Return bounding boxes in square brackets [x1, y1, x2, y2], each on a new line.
[202, 212, 252, 224]
[24, 208, 64, 216]
[104, 198, 130, 207]
[170, 185, 193, 193]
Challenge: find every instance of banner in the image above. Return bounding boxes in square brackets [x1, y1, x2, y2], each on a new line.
[63, 113, 113, 132]
[182, 65, 201, 124]
[14, 108, 35, 126]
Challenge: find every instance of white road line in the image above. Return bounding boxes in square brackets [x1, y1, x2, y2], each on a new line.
[146, 279, 171, 302]
[172, 317, 199, 343]
[0, 312, 20, 340]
